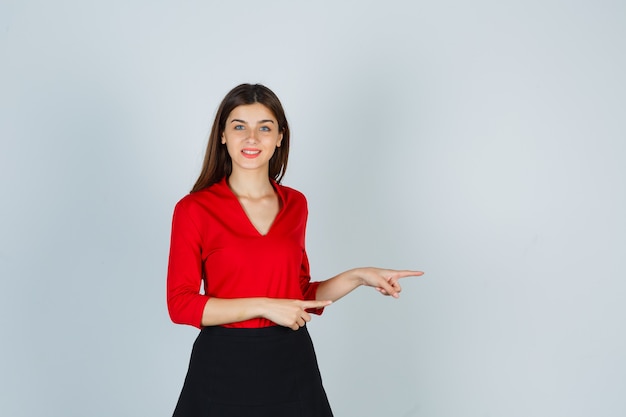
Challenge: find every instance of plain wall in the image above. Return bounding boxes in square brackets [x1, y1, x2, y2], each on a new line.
[1, 1, 625, 416]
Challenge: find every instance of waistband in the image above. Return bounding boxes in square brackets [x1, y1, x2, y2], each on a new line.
[199, 324, 307, 338]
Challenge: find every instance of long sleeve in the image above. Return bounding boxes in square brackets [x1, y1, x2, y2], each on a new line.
[166, 199, 210, 328]
[300, 250, 324, 315]
[299, 250, 319, 300]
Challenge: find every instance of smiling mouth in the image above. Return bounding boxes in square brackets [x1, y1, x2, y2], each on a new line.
[241, 149, 261, 158]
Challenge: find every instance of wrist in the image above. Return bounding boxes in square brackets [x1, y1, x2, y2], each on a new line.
[348, 268, 366, 287]
[254, 297, 271, 319]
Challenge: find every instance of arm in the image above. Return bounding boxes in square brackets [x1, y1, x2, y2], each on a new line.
[200, 297, 332, 330]
[201, 267, 423, 328]
[316, 267, 424, 302]
[167, 200, 211, 328]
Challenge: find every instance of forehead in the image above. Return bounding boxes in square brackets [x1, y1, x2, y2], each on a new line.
[227, 103, 276, 122]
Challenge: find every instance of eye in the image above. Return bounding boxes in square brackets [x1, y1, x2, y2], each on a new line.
[259, 126, 271, 132]
[234, 125, 245, 130]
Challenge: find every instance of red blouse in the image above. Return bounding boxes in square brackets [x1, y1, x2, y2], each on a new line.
[166, 177, 322, 329]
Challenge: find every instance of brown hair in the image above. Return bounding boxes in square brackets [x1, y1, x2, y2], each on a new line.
[190, 83, 290, 193]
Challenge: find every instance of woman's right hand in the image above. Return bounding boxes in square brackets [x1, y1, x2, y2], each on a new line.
[261, 298, 332, 330]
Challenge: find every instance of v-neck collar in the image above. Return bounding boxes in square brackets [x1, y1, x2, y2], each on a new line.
[221, 176, 285, 237]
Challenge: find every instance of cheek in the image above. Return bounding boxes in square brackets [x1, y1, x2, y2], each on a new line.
[222, 132, 241, 146]
[267, 145, 280, 160]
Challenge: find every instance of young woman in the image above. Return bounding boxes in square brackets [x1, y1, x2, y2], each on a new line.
[167, 83, 423, 416]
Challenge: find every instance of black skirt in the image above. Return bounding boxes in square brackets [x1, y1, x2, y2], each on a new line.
[172, 325, 334, 417]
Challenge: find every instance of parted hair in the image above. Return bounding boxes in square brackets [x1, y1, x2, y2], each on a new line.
[190, 83, 290, 193]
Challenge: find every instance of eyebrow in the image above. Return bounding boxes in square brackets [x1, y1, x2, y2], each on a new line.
[230, 119, 275, 124]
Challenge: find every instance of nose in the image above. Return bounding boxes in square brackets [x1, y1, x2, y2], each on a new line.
[246, 128, 257, 142]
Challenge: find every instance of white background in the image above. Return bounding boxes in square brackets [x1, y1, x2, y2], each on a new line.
[1, 1, 625, 416]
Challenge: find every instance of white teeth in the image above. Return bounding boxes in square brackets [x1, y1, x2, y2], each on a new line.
[242, 150, 260, 155]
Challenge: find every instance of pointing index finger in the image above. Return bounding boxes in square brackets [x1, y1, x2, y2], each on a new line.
[393, 270, 424, 279]
[302, 300, 333, 309]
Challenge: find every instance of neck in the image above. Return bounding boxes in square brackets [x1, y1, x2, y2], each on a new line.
[227, 170, 274, 199]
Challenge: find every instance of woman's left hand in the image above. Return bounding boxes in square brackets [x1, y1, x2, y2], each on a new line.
[355, 268, 424, 298]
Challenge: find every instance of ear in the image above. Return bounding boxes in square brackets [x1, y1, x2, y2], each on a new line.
[276, 131, 283, 147]
[221, 132, 226, 144]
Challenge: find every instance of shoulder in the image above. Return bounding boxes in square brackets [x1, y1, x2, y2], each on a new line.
[173, 180, 230, 216]
[275, 183, 308, 206]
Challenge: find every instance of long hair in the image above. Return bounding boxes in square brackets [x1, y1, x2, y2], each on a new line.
[191, 84, 290, 193]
